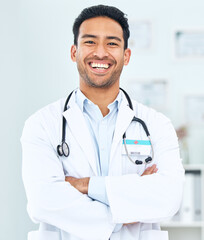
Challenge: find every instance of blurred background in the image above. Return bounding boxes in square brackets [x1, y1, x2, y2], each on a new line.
[0, 0, 204, 239]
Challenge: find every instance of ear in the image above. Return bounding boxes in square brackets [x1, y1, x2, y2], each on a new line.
[124, 48, 131, 66]
[71, 45, 77, 62]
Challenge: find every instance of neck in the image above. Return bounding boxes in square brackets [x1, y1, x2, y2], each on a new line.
[80, 83, 120, 117]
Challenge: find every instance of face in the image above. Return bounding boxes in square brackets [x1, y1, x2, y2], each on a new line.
[71, 16, 131, 89]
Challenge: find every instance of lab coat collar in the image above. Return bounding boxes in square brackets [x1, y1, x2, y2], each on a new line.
[109, 92, 135, 170]
[62, 93, 98, 175]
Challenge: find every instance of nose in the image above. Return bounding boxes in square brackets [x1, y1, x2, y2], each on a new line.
[93, 44, 109, 58]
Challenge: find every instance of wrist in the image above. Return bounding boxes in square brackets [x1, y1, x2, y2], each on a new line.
[81, 177, 90, 194]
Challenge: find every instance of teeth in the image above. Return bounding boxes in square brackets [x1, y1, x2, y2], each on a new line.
[91, 63, 109, 69]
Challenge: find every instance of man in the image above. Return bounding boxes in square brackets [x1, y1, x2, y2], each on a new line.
[21, 5, 184, 240]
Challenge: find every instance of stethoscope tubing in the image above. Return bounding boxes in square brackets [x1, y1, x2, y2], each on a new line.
[57, 88, 153, 165]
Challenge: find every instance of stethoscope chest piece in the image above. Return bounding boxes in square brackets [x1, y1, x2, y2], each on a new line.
[57, 142, 70, 157]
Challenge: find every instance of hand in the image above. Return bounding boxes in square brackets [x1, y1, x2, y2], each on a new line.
[141, 164, 158, 176]
[65, 176, 90, 194]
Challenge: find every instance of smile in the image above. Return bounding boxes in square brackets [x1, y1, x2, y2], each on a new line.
[90, 62, 110, 69]
[88, 61, 113, 74]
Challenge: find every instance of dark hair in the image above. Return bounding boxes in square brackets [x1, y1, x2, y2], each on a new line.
[72, 5, 130, 49]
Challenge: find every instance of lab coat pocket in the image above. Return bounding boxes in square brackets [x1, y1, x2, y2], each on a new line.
[140, 230, 168, 240]
[28, 230, 60, 240]
[122, 155, 145, 175]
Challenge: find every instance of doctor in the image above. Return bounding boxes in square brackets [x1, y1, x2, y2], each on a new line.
[21, 5, 184, 240]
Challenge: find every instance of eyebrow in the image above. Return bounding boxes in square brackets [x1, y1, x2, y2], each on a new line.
[81, 34, 122, 42]
[107, 36, 122, 42]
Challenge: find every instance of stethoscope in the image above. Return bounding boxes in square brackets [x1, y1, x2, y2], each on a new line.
[57, 88, 154, 165]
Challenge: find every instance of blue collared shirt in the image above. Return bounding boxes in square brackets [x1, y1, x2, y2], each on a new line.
[75, 88, 122, 197]
[75, 89, 123, 232]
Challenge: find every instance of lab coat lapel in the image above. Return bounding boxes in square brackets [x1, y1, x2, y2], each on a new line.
[110, 98, 135, 168]
[62, 97, 98, 175]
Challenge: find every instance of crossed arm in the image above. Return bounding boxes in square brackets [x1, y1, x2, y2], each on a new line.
[65, 164, 157, 227]
[65, 164, 158, 195]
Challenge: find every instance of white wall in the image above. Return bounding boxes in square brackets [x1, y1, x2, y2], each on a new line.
[1, 0, 204, 239]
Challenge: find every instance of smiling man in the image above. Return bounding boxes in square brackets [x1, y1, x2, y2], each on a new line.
[72, 16, 130, 88]
[21, 5, 184, 240]
[71, 15, 131, 116]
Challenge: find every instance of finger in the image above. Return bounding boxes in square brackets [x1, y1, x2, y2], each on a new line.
[65, 176, 75, 183]
[146, 164, 156, 170]
[143, 168, 151, 174]
[145, 165, 155, 173]
[142, 169, 151, 176]
[123, 222, 138, 226]
[149, 164, 157, 172]
[142, 164, 157, 176]
[151, 164, 157, 169]
[65, 176, 72, 181]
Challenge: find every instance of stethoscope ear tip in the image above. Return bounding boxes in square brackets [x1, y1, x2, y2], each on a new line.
[135, 160, 143, 165]
[145, 157, 152, 163]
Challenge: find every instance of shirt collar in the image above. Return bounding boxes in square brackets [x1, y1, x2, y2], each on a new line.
[75, 88, 123, 113]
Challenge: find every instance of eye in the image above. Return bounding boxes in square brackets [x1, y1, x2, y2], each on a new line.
[108, 42, 118, 46]
[84, 40, 95, 45]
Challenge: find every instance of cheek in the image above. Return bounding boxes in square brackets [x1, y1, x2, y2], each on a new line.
[112, 50, 125, 64]
[76, 48, 92, 63]
[76, 53, 85, 65]
[116, 54, 125, 66]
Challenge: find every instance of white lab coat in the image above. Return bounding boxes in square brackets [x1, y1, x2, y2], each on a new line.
[21, 90, 184, 240]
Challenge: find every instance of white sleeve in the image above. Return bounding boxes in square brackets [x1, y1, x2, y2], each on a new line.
[88, 176, 123, 232]
[21, 115, 115, 240]
[105, 113, 185, 224]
